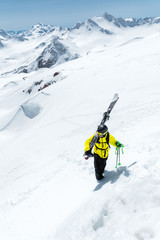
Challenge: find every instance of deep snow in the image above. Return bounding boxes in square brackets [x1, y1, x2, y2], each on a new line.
[0, 15, 160, 240]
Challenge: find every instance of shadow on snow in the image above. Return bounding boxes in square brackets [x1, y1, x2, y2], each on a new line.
[93, 162, 137, 192]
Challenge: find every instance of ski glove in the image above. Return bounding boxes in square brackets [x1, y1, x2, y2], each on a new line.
[116, 141, 124, 148]
[85, 150, 91, 155]
[84, 150, 94, 160]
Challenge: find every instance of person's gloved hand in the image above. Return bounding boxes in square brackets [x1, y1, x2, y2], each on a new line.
[85, 149, 91, 155]
[84, 149, 93, 160]
[116, 141, 124, 148]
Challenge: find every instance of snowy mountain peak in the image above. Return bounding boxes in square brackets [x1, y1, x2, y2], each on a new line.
[71, 22, 84, 30]
[9, 24, 63, 41]
[103, 12, 115, 22]
[30, 23, 55, 34]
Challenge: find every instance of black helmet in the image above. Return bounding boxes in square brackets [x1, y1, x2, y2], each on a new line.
[97, 124, 108, 134]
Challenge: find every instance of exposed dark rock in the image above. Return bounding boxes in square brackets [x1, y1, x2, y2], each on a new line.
[35, 42, 46, 49]
[87, 19, 100, 27]
[23, 80, 44, 94]
[38, 82, 52, 91]
[27, 89, 32, 94]
[22, 69, 28, 73]
[53, 72, 60, 77]
[103, 12, 115, 22]
[34, 80, 43, 85]
[37, 45, 58, 68]
[36, 37, 75, 69]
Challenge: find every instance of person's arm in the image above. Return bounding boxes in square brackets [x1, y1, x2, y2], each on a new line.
[109, 133, 117, 147]
[84, 134, 95, 152]
[109, 133, 124, 148]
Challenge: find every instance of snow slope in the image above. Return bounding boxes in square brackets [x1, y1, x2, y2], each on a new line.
[0, 14, 160, 240]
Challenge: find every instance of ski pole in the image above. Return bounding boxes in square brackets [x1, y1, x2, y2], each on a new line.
[121, 145, 124, 154]
[115, 147, 119, 168]
[115, 147, 122, 168]
[118, 148, 121, 166]
[115, 148, 118, 168]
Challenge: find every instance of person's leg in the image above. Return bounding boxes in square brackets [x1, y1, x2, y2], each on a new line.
[100, 158, 107, 176]
[94, 154, 107, 180]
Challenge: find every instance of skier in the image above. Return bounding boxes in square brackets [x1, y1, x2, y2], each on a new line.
[84, 124, 123, 180]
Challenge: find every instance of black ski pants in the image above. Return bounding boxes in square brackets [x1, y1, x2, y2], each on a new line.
[94, 153, 108, 179]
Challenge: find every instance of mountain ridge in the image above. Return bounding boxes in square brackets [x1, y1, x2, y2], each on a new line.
[1, 12, 160, 37]
[1, 12, 160, 75]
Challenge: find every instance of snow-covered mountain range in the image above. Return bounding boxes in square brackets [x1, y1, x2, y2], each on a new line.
[1, 12, 160, 75]
[0, 12, 160, 240]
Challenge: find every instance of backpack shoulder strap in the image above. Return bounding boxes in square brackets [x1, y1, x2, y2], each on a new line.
[97, 136, 100, 143]
[106, 132, 110, 145]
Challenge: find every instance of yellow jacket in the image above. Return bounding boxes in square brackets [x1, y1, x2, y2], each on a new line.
[85, 133, 117, 158]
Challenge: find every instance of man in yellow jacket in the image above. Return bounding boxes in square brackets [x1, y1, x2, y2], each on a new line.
[85, 124, 123, 180]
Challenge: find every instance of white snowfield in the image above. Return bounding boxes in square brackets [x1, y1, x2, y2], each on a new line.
[0, 13, 160, 240]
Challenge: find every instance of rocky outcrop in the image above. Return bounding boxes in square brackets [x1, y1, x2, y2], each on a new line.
[17, 37, 79, 73]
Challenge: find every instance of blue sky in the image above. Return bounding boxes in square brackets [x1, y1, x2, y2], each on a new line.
[0, 0, 160, 30]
